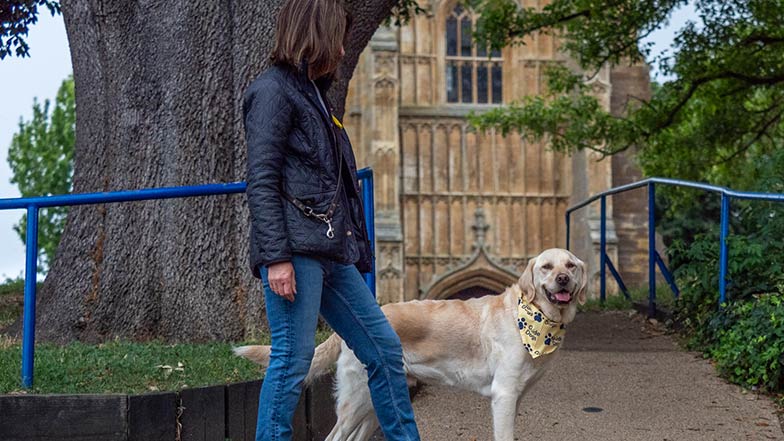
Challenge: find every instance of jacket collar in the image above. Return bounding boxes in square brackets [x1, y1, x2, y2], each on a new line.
[284, 59, 335, 122]
[293, 59, 334, 97]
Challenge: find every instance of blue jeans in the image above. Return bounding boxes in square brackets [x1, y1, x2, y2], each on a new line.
[255, 254, 420, 441]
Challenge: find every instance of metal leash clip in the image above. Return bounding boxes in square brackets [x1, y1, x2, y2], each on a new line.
[315, 213, 335, 239]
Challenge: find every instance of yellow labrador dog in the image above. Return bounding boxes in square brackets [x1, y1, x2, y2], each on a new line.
[236, 248, 587, 441]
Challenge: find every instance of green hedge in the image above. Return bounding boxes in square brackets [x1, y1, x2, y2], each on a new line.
[710, 295, 783, 393]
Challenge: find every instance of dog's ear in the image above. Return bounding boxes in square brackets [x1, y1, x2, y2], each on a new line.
[519, 257, 537, 302]
[575, 256, 588, 305]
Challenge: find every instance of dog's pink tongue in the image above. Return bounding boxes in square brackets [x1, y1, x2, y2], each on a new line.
[555, 291, 571, 302]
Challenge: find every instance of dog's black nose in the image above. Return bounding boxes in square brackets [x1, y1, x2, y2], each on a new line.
[556, 273, 569, 286]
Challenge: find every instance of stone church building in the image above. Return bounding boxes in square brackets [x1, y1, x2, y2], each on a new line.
[343, 2, 652, 304]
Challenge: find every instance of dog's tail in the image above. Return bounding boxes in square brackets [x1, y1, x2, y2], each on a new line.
[232, 345, 272, 367]
[233, 332, 344, 385]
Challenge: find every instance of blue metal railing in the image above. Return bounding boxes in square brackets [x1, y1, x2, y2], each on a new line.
[358, 168, 376, 294]
[1, 168, 376, 388]
[565, 177, 784, 317]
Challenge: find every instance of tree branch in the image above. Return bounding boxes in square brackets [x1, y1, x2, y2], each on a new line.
[508, 9, 591, 38]
[656, 71, 784, 132]
[712, 108, 783, 166]
[740, 34, 784, 47]
[583, 26, 656, 79]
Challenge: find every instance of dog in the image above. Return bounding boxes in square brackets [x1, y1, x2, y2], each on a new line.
[235, 248, 587, 441]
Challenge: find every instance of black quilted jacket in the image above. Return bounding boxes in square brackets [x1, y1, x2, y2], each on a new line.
[243, 63, 372, 278]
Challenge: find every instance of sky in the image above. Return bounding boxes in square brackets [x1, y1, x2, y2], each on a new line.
[0, 4, 697, 280]
[0, 11, 72, 280]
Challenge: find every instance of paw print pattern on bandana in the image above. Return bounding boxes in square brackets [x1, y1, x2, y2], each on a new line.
[517, 296, 566, 359]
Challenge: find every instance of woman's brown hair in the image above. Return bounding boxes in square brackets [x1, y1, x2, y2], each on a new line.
[271, 0, 350, 80]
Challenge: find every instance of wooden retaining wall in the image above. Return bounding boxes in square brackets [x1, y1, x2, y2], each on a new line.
[0, 375, 337, 441]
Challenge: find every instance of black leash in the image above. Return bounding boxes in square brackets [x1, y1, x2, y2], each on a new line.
[282, 107, 344, 239]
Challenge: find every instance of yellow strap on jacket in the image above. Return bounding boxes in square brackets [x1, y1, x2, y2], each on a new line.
[331, 114, 344, 129]
[517, 296, 566, 359]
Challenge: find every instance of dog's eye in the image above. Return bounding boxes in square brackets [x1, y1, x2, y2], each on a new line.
[566, 262, 576, 269]
[542, 263, 553, 270]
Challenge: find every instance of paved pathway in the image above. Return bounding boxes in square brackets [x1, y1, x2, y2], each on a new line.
[374, 310, 783, 440]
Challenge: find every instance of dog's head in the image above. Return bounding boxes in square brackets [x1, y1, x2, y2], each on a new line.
[518, 248, 587, 324]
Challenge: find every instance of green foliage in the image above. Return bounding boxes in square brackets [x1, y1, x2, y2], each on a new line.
[0, 0, 61, 59]
[710, 295, 784, 392]
[468, 0, 784, 168]
[0, 277, 25, 329]
[470, 64, 637, 154]
[0, 276, 25, 297]
[671, 232, 782, 347]
[469, 0, 682, 68]
[7, 75, 75, 272]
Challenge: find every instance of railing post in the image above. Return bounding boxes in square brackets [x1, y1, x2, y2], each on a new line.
[360, 170, 377, 297]
[600, 195, 606, 303]
[565, 211, 571, 250]
[648, 182, 656, 318]
[21, 204, 39, 388]
[718, 193, 730, 307]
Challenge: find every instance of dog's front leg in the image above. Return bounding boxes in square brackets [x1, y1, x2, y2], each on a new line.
[490, 391, 518, 441]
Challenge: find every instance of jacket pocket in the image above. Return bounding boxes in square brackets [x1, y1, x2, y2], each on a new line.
[284, 189, 349, 257]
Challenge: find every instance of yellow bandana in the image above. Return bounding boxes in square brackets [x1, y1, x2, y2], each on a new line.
[517, 297, 566, 359]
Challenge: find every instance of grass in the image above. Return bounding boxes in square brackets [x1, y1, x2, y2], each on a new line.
[628, 284, 679, 310]
[578, 284, 680, 313]
[0, 337, 266, 395]
[578, 293, 634, 312]
[0, 328, 333, 395]
[0, 276, 335, 395]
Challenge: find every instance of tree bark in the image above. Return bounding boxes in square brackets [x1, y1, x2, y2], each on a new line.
[25, 0, 399, 343]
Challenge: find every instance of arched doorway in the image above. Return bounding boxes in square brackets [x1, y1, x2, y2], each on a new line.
[420, 207, 521, 300]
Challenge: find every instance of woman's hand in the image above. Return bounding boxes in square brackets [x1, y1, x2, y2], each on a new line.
[268, 261, 297, 302]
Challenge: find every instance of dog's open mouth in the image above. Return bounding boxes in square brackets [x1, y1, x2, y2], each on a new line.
[545, 288, 572, 305]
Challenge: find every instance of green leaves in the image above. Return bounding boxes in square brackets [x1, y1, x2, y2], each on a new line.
[7, 75, 74, 272]
[710, 295, 784, 392]
[0, 0, 61, 59]
[469, 91, 635, 154]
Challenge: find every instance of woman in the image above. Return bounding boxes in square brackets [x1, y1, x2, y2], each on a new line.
[242, 0, 421, 440]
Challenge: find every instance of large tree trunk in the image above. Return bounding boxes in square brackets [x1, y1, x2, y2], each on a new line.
[28, 0, 399, 343]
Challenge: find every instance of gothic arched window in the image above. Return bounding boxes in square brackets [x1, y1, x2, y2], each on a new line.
[445, 5, 503, 104]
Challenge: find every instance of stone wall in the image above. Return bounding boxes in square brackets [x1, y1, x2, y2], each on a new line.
[610, 64, 652, 289]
